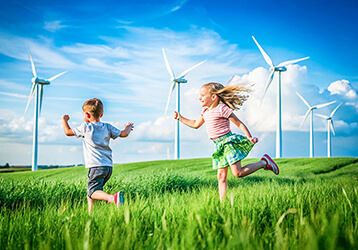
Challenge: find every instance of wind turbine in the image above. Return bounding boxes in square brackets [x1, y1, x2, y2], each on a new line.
[296, 92, 336, 158]
[162, 48, 206, 159]
[315, 103, 342, 158]
[24, 48, 67, 171]
[252, 36, 309, 158]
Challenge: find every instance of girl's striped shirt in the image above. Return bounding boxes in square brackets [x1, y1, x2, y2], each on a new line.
[201, 103, 233, 139]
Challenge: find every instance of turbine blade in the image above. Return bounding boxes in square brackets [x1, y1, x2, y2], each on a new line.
[177, 60, 206, 79]
[330, 102, 342, 117]
[296, 92, 311, 108]
[28, 48, 37, 78]
[315, 101, 336, 109]
[277, 57, 310, 67]
[330, 120, 336, 136]
[47, 71, 67, 82]
[162, 48, 175, 79]
[39, 84, 43, 114]
[252, 36, 274, 67]
[315, 113, 329, 119]
[226, 75, 235, 85]
[300, 109, 311, 127]
[24, 82, 37, 113]
[260, 70, 275, 105]
[164, 81, 176, 116]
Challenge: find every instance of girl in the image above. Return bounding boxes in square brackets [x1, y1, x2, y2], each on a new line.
[174, 82, 279, 201]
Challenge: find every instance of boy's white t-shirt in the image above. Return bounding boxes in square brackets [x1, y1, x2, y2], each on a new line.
[73, 122, 121, 168]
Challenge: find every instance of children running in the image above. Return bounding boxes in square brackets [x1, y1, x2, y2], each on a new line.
[174, 82, 279, 201]
[62, 98, 134, 214]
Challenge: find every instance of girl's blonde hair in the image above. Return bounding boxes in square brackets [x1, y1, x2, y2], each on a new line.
[203, 80, 252, 110]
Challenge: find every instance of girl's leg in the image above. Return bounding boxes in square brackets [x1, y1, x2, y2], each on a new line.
[217, 167, 229, 201]
[230, 160, 266, 178]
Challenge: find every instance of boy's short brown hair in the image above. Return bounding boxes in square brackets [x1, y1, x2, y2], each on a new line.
[82, 98, 103, 119]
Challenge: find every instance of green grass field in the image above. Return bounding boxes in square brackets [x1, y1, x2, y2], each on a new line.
[1, 157, 357, 249]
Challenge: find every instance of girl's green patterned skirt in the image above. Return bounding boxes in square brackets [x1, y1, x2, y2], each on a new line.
[211, 131, 254, 169]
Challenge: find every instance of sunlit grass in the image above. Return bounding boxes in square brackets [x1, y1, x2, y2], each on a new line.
[1, 157, 357, 249]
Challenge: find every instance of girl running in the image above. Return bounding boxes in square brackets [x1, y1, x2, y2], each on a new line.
[174, 82, 279, 201]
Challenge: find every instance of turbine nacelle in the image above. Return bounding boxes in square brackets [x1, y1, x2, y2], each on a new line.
[273, 66, 287, 72]
[172, 77, 187, 84]
[33, 78, 51, 85]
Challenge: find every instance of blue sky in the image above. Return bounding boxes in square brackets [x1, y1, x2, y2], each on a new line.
[0, 0, 357, 165]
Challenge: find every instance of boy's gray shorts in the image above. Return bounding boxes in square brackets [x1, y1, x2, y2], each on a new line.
[87, 166, 112, 198]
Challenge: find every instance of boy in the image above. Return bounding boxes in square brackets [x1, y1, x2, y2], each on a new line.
[62, 98, 134, 214]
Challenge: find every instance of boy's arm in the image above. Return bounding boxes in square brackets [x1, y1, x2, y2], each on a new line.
[174, 111, 204, 129]
[119, 122, 134, 137]
[62, 115, 75, 136]
[229, 113, 258, 144]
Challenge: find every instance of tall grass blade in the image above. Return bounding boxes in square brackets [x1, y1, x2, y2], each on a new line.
[342, 188, 353, 210]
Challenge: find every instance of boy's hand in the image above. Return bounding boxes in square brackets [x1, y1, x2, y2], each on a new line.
[62, 114, 74, 136]
[62, 115, 70, 121]
[125, 122, 134, 130]
[249, 137, 258, 144]
[120, 122, 134, 137]
[174, 111, 181, 120]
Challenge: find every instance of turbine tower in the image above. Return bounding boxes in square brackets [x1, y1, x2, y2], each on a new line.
[252, 36, 309, 158]
[296, 92, 336, 158]
[24, 48, 67, 171]
[162, 48, 206, 159]
[315, 103, 342, 157]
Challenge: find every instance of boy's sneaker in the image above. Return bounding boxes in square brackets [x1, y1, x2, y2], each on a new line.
[113, 192, 124, 207]
[261, 154, 279, 175]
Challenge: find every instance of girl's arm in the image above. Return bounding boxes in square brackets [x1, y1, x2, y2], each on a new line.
[174, 111, 204, 129]
[229, 113, 258, 143]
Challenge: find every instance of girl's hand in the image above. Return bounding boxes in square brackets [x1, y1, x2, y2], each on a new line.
[249, 137, 258, 144]
[174, 111, 181, 120]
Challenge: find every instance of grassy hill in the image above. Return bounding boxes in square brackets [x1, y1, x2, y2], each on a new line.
[0, 157, 357, 249]
[3, 157, 358, 179]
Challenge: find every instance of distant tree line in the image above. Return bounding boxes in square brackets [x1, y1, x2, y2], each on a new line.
[0, 163, 10, 168]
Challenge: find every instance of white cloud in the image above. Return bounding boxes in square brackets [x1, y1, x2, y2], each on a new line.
[328, 79, 358, 99]
[70, 146, 79, 152]
[44, 21, 68, 32]
[0, 110, 32, 141]
[227, 64, 310, 132]
[0, 110, 77, 145]
[0, 92, 27, 99]
[0, 80, 28, 92]
[62, 44, 131, 59]
[0, 32, 74, 69]
[117, 20, 134, 25]
[137, 143, 166, 154]
[132, 116, 174, 142]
